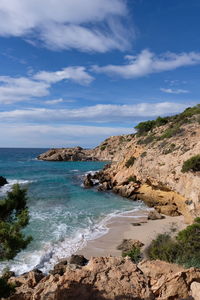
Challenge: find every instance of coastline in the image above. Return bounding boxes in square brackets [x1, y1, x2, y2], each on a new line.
[76, 209, 185, 259]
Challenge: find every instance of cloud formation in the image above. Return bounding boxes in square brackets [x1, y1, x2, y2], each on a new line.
[0, 66, 93, 104]
[160, 88, 189, 94]
[0, 102, 188, 123]
[0, 0, 131, 52]
[34, 67, 94, 85]
[93, 50, 200, 78]
[0, 124, 133, 148]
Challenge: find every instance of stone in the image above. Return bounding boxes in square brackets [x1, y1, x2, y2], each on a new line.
[191, 281, 200, 300]
[69, 255, 88, 266]
[155, 204, 181, 216]
[0, 176, 8, 187]
[49, 259, 68, 276]
[148, 210, 165, 220]
[83, 174, 94, 188]
[117, 239, 144, 252]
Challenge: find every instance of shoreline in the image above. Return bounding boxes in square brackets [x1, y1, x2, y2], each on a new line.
[76, 209, 186, 259]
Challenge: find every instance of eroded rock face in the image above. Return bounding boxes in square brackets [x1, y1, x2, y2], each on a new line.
[8, 257, 200, 300]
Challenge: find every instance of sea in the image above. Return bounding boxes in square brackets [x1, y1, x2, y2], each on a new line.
[0, 148, 146, 275]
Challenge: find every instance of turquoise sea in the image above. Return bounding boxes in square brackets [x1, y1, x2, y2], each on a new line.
[0, 148, 146, 274]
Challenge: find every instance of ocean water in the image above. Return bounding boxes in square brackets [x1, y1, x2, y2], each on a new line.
[0, 148, 146, 274]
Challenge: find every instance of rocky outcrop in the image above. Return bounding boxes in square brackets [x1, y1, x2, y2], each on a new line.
[0, 176, 8, 187]
[37, 135, 135, 162]
[7, 257, 200, 300]
[87, 118, 200, 222]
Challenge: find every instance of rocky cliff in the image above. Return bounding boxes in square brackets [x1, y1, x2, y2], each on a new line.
[38, 105, 200, 221]
[7, 256, 200, 300]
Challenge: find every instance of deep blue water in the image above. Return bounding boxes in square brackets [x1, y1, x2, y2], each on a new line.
[0, 148, 145, 274]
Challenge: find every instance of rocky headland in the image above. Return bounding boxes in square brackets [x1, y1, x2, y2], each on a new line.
[39, 105, 200, 222]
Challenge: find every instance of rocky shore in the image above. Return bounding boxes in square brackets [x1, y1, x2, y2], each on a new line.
[6, 256, 200, 299]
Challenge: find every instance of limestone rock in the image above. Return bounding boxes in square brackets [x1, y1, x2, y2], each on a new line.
[49, 259, 68, 276]
[69, 255, 88, 266]
[117, 239, 144, 252]
[148, 210, 165, 220]
[191, 281, 200, 300]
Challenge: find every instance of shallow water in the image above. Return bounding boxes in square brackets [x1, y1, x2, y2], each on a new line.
[0, 148, 146, 274]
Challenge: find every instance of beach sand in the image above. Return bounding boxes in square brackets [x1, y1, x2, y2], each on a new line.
[77, 209, 186, 259]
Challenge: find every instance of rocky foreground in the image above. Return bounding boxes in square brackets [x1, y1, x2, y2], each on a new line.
[6, 256, 200, 300]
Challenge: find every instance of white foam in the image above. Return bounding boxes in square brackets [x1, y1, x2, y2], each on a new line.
[0, 205, 149, 276]
[0, 179, 34, 196]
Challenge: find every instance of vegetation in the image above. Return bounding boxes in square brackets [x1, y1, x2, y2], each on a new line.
[135, 104, 200, 139]
[127, 176, 138, 183]
[147, 218, 200, 268]
[122, 246, 142, 264]
[100, 145, 106, 151]
[181, 154, 200, 173]
[0, 184, 32, 261]
[0, 184, 32, 298]
[125, 156, 136, 168]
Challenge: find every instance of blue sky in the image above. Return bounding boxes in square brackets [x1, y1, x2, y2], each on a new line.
[0, 0, 200, 147]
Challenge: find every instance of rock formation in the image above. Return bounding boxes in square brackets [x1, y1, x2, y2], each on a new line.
[0, 176, 8, 187]
[7, 256, 200, 300]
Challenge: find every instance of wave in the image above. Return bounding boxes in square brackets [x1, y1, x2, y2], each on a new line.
[0, 179, 34, 196]
[0, 205, 149, 276]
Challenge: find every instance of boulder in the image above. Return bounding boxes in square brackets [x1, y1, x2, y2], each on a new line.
[49, 259, 68, 276]
[117, 239, 144, 253]
[0, 176, 8, 187]
[155, 204, 181, 217]
[83, 174, 94, 188]
[148, 210, 165, 220]
[69, 255, 88, 266]
[191, 281, 200, 300]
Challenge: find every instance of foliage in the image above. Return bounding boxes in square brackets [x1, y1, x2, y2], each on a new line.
[147, 218, 200, 268]
[140, 151, 147, 158]
[100, 145, 106, 151]
[134, 104, 200, 138]
[127, 176, 137, 183]
[122, 246, 142, 264]
[181, 154, 200, 173]
[125, 156, 136, 168]
[137, 134, 156, 145]
[0, 277, 15, 299]
[0, 184, 32, 261]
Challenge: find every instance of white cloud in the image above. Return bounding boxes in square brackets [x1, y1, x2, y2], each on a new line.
[160, 88, 189, 94]
[93, 49, 200, 78]
[0, 102, 188, 123]
[0, 124, 133, 148]
[34, 67, 94, 85]
[44, 98, 75, 105]
[0, 76, 50, 104]
[0, 66, 93, 104]
[0, 0, 131, 52]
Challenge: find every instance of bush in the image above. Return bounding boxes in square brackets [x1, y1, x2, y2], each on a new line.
[0, 184, 32, 261]
[0, 277, 15, 298]
[127, 176, 137, 183]
[122, 246, 142, 263]
[125, 156, 136, 168]
[181, 154, 200, 173]
[100, 145, 106, 151]
[147, 218, 200, 268]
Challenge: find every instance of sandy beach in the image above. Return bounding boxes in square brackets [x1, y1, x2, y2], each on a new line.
[77, 209, 186, 259]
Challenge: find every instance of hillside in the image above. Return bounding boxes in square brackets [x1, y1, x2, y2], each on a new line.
[86, 105, 200, 222]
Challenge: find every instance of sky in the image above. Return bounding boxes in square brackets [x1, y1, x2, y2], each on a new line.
[0, 0, 200, 148]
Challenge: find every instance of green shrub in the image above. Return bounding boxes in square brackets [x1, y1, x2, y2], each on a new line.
[0, 184, 32, 261]
[147, 218, 200, 268]
[100, 145, 106, 151]
[147, 233, 179, 263]
[125, 156, 136, 168]
[127, 176, 137, 183]
[137, 134, 156, 145]
[181, 154, 200, 173]
[0, 277, 15, 299]
[122, 246, 142, 263]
